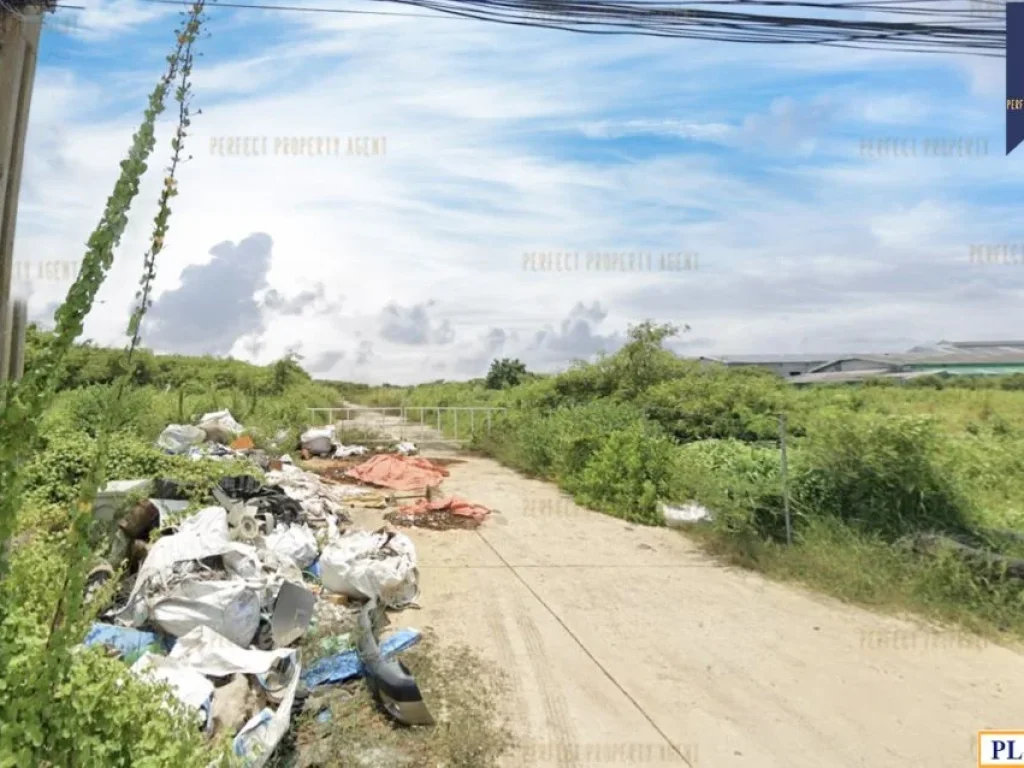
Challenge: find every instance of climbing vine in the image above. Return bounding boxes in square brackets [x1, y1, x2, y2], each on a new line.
[0, 3, 217, 765]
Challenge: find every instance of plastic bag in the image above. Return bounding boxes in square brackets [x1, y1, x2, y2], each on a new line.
[157, 424, 207, 454]
[300, 426, 335, 457]
[150, 579, 261, 647]
[199, 410, 245, 444]
[319, 530, 419, 608]
[265, 525, 319, 570]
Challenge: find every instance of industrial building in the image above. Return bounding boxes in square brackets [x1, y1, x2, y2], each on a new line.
[700, 341, 1024, 385]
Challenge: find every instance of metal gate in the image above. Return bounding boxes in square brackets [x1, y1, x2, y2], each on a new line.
[307, 405, 508, 447]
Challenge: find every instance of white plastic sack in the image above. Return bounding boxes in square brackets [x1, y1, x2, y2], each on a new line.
[232, 660, 301, 768]
[157, 424, 207, 454]
[334, 443, 368, 458]
[264, 525, 319, 570]
[300, 426, 335, 457]
[198, 410, 245, 444]
[169, 626, 295, 677]
[131, 652, 214, 726]
[150, 579, 261, 648]
[395, 441, 417, 456]
[320, 530, 419, 608]
[661, 501, 712, 527]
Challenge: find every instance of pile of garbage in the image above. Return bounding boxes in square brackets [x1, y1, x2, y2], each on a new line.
[86, 426, 435, 766]
[299, 425, 419, 459]
[156, 410, 274, 468]
[385, 496, 491, 531]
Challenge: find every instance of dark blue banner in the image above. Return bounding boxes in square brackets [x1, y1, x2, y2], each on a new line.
[1009, 3, 1024, 154]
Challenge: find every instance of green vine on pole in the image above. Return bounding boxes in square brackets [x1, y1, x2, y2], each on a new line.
[0, 3, 205, 579]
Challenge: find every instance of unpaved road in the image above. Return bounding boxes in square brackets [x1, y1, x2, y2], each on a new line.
[341, 408, 1024, 767]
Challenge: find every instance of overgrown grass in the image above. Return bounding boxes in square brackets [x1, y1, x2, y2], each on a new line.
[348, 323, 1024, 642]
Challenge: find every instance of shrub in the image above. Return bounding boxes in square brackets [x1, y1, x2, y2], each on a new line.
[792, 412, 972, 539]
[569, 421, 675, 524]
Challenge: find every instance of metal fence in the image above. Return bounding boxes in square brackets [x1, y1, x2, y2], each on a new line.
[307, 405, 509, 446]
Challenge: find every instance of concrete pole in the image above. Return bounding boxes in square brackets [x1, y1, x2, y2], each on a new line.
[0, 7, 43, 382]
[8, 297, 26, 380]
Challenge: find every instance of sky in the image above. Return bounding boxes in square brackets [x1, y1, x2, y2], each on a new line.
[12, 0, 1023, 384]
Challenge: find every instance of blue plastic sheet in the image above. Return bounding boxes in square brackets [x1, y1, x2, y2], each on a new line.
[304, 559, 322, 579]
[301, 629, 421, 688]
[84, 623, 166, 664]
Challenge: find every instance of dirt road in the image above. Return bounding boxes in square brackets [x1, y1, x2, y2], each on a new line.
[340, 409, 1023, 767]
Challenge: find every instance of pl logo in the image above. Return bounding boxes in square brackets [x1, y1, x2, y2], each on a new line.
[979, 731, 1024, 766]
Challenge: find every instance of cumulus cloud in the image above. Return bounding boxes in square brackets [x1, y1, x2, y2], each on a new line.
[524, 302, 622, 368]
[144, 233, 272, 356]
[262, 283, 340, 316]
[306, 349, 345, 375]
[378, 301, 455, 345]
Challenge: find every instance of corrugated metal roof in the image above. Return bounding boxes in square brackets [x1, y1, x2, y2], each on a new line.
[700, 354, 855, 364]
[788, 370, 934, 385]
[818, 351, 1024, 367]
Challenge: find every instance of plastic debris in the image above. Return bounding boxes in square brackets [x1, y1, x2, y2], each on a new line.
[232, 658, 301, 768]
[300, 426, 336, 457]
[265, 524, 318, 570]
[264, 465, 358, 522]
[150, 579, 262, 648]
[168, 626, 295, 677]
[319, 529, 419, 609]
[131, 653, 214, 728]
[301, 628, 422, 688]
[84, 623, 165, 664]
[157, 424, 207, 454]
[661, 501, 713, 527]
[198, 410, 245, 444]
[395, 441, 417, 456]
[270, 581, 316, 647]
[334, 443, 369, 458]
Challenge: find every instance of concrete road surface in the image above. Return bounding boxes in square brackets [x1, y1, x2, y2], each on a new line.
[339, 417, 1021, 767]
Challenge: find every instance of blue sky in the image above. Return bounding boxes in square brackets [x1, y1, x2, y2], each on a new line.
[13, 0, 1022, 383]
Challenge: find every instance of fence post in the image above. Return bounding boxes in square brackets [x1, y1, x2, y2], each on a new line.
[487, 409, 492, 434]
[779, 413, 792, 545]
[470, 408, 475, 437]
[454, 409, 458, 441]
[7, 297, 25, 380]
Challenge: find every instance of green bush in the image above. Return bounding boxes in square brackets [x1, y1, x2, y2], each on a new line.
[669, 439, 783, 537]
[792, 412, 972, 539]
[639, 364, 786, 442]
[569, 421, 675, 524]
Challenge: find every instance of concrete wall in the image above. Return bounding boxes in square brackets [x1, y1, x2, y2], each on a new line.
[0, 8, 42, 381]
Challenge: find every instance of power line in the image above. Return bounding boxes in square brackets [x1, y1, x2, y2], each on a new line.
[49, 0, 1005, 56]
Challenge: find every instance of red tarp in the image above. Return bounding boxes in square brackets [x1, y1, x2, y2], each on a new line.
[394, 496, 490, 525]
[344, 454, 450, 491]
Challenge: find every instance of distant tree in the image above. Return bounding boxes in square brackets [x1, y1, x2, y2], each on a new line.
[485, 358, 528, 390]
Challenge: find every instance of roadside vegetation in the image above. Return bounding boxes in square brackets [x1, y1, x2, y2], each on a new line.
[346, 322, 1024, 642]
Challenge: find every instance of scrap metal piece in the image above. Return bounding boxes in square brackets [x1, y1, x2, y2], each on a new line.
[271, 581, 316, 647]
[356, 598, 434, 726]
